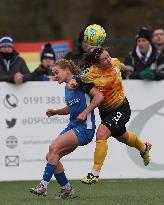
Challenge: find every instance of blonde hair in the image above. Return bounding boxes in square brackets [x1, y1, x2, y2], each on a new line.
[54, 59, 81, 75]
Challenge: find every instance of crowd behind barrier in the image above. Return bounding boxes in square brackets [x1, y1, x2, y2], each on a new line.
[0, 27, 163, 84]
[124, 27, 164, 80]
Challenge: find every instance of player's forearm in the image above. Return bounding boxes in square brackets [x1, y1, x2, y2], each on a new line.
[54, 106, 70, 115]
[82, 92, 104, 116]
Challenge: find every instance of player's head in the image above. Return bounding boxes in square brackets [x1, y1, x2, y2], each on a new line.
[52, 59, 81, 84]
[84, 48, 112, 69]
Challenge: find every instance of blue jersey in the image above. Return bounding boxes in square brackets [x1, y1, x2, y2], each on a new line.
[65, 83, 96, 129]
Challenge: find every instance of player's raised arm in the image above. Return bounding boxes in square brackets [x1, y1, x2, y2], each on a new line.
[77, 87, 104, 121]
[46, 106, 70, 117]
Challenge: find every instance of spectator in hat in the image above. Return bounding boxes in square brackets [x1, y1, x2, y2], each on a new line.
[124, 27, 158, 80]
[0, 36, 31, 84]
[31, 43, 56, 81]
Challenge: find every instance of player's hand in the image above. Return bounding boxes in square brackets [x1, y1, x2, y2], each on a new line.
[67, 79, 78, 90]
[46, 109, 55, 117]
[77, 112, 87, 121]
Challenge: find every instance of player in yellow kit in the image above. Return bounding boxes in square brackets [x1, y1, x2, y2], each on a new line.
[69, 48, 152, 184]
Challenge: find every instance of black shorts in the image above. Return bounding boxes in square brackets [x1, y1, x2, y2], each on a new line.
[100, 98, 131, 138]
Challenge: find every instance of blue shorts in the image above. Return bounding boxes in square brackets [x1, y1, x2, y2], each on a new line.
[60, 125, 95, 146]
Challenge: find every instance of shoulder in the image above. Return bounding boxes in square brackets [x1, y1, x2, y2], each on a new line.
[32, 66, 41, 73]
[13, 54, 26, 64]
[111, 58, 121, 69]
[80, 67, 91, 76]
[17, 55, 26, 62]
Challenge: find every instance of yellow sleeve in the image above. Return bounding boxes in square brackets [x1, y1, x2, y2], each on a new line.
[111, 58, 122, 70]
[80, 68, 94, 83]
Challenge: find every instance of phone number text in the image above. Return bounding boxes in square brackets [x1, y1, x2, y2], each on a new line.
[23, 96, 65, 104]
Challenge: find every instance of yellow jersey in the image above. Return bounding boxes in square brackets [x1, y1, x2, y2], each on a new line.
[80, 58, 125, 113]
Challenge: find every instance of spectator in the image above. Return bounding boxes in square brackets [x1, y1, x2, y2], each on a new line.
[124, 27, 157, 80]
[152, 28, 164, 80]
[0, 36, 31, 84]
[31, 43, 56, 81]
[65, 26, 99, 69]
[152, 28, 164, 53]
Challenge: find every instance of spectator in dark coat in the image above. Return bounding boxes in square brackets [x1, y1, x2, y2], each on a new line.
[0, 36, 31, 84]
[31, 43, 56, 81]
[152, 28, 164, 53]
[152, 28, 164, 80]
[124, 27, 158, 80]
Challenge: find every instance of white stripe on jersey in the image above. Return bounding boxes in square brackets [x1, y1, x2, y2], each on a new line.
[85, 93, 93, 129]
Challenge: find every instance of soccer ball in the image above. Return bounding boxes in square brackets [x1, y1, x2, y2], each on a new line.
[84, 24, 106, 46]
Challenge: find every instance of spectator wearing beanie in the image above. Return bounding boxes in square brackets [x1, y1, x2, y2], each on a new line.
[0, 36, 31, 84]
[31, 43, 56, 81]
[124, 27, 158, 80]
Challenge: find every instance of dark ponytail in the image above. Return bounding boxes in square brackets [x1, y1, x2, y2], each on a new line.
[84, 48, 104, 65]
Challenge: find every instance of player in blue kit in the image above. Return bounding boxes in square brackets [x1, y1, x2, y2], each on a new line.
[29, 59, 104, 199]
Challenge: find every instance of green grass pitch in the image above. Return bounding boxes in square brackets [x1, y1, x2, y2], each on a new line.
[0, 179, 164, 205]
